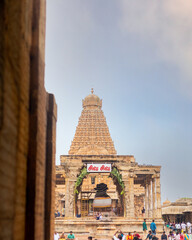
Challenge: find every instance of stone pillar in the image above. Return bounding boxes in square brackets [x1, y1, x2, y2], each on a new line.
[145, 182, 149, 218]
[148, 179, 152, 218]
[65, 178, 76, 218]
[65, 169, 79, 218]
[122, 172, 135, 218]
[152, 177, 156, 218]
[123, 177, 130, 218]
[129, 174, 135, 218]
[156, 173, 162, 218]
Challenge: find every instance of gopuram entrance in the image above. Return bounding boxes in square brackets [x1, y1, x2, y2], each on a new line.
[55, 90, 164, 239]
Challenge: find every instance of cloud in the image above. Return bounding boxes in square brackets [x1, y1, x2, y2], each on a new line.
[119, 0, 192, 99]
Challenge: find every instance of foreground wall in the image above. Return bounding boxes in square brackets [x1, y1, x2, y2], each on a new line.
[0, 1, 57, 240]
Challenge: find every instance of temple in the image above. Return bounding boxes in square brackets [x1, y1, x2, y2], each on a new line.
[162, 198, 192, 223]
[55, 90, 164, 239]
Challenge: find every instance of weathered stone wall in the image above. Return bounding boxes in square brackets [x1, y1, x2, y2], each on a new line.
[134, 195, 144, 218]
[0, 1, 57, 240]
[55, 185, 66, 212]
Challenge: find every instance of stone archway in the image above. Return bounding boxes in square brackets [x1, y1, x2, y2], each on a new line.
[73, 165, 125, 217]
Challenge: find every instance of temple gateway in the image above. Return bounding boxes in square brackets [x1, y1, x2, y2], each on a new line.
[55, 90, 164, 239]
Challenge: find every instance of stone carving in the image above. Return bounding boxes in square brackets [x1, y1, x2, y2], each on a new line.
[68, 90, 116, 155]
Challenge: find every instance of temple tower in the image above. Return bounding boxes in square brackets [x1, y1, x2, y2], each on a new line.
[69, 89, 116, 155]
[56, 89, 163, 238]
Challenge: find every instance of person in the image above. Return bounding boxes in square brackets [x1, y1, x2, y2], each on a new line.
[180, 233, 184, 240]
[126, 232, 133, 240]
[168, 231, 175, 240]
[142, 207, 146, 217]
[60, 232, 66, 240]
[150, 220, 157, 235]
[183, 231, 189, 240]
[99, 212, 103, 220]
[96, 213, 100, 220]
[67, 231, 75, 239]
[181, 223, 186, 233]
[133, 231, 141, 239]
[161, 231, 168, 240]
[120, 230, 125, 238]
[175, 232, 180, 240]
[146, 231, 153, 240]
[88, 237, 92, 240]
[143, 219, 148, 238]
[57, 211, 60, 217]
[176, 223, 181, 233]
[186, 222, 191, 234]
[62, 207, 65, 217]
[152, 236, 159, 240]
[55, 211, 58, 218]
[171, 223, 176, 231]
[113, 230, 125, 240]
[54, 231, 60, 240]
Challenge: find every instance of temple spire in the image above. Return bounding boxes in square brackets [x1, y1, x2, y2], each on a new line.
[68, 91, 116, 155]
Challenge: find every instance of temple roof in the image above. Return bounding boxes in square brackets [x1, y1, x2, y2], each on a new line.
[163, 199, 171, 206]
[68, 89, 117, 155]
[82, 88, 102, 109]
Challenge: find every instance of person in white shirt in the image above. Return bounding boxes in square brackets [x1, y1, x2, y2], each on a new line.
[177, 223, 181, 231]
[54, 231, 60, 240]
[186, 222, 191, 234]
[181, 222, 186, 232]
[175, 232, 180, 240]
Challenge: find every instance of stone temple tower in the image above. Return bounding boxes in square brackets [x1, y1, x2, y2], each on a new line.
[56, 89, 163, 236]
[68, 89, 116, 155]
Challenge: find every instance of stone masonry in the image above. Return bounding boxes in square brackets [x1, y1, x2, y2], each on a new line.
[0, 1, 57, 240]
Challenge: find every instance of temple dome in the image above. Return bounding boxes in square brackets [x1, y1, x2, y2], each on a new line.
[163, 199, 171, 206]
[82, 88, 102, 109]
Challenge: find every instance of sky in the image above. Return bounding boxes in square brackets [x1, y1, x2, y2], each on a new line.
[45, 0, 192, 203]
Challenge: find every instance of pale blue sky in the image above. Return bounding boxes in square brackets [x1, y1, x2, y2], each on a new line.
[45, 0, 192, 202]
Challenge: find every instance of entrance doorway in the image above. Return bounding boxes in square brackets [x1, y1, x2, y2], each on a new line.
[75, 173, 124, 217]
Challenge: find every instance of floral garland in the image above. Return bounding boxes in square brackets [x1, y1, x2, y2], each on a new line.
[74, 167, 89, 194]
[110, 167, 124, 195]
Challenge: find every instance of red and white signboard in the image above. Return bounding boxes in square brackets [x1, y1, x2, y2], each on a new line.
[87, 163, 111, 173]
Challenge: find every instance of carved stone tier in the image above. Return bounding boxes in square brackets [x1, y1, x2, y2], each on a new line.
[68, 91, 116, 155]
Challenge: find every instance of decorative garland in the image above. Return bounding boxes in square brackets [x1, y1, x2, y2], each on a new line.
[110, 167, 124, 195]
[74, 166, 124, 195]
[74, 167, 89, 194]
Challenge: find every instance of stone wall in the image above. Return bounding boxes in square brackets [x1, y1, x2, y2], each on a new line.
[134, 195, 144, 218]
[0, 1, 57, 240]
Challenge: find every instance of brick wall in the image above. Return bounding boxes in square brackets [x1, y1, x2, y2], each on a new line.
[0, 1, 57, 240]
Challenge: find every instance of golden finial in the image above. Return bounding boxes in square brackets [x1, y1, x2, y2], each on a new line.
[91, 88, 94, 94]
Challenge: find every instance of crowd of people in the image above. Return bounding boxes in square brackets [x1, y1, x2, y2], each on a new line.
[165, 222, 192, 234]
[95, 212, 103, 220]
[54, 231, 75, 240]
[54, 219, 192, 240]
[55, 208, 65, 218]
